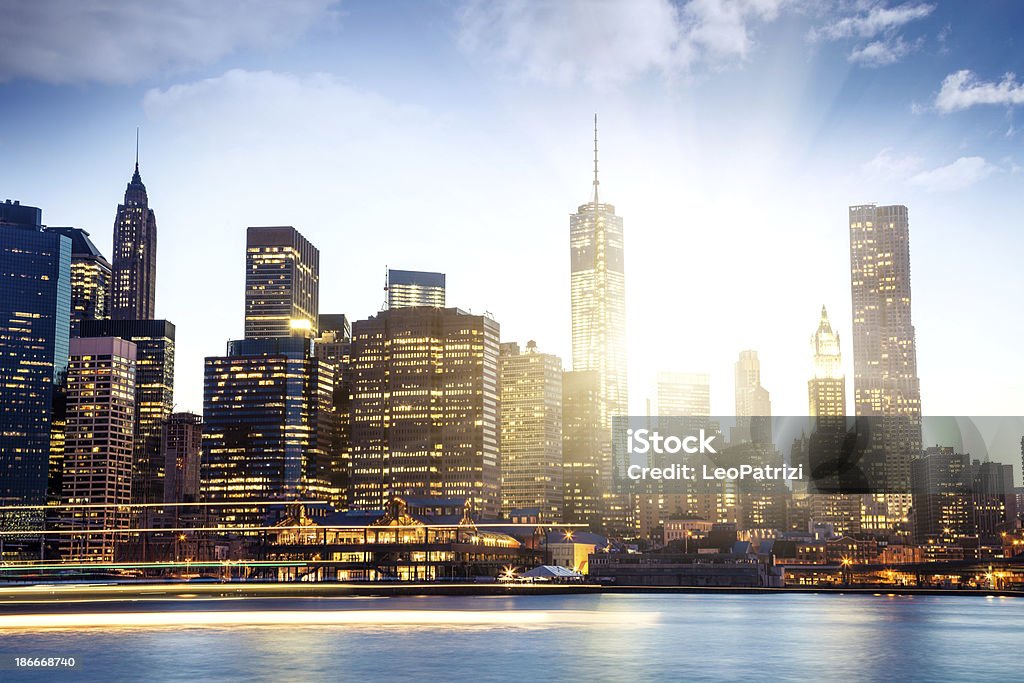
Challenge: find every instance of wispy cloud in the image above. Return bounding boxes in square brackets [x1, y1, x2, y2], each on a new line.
[809, 1, 933, 67]
[0, 0, 336, 84]
[864, 149, 998, 192]
[908, 156, 997, 192]
[455, 0, 785, 87]
[934, 70, 1024, 113]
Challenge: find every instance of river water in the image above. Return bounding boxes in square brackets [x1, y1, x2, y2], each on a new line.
[1, 593, 1020, 681]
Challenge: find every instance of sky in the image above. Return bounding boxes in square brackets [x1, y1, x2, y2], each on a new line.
[2, 0, 1023, 428]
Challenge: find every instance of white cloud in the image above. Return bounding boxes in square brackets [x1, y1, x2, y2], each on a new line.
[908, 156, 997, 192]
[812, 1, 933, 40]
[809, 1, 933, 67]
[0, 0, 336, 84]
[934, 70, 1024, 113]
[862, 148, 922, 178]
[455, 0, 785, 86]
[849, 36, 920, 67]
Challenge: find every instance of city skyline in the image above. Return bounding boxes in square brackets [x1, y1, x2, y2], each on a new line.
[1, 2, 1022, 420]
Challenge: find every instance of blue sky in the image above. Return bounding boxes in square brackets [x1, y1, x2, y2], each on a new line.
[1, 0, 1023, 429]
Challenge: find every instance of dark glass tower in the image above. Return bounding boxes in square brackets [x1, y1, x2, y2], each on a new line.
[111, 156, 157, 320]
[0, 200, 71, 522]
[44, 227, 111, 336]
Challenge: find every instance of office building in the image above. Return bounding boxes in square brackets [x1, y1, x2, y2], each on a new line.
[806, 305, 860, 536]
[657, 372, 711, 419]
[81, 319, 175, 509]
[849, 204, 922, 532]
[44, 227, 111, 336]
[562, 370, 603, 529]
[499, 341, 563, 521]
[111, 156, 157, 320]
[349, 307, 501, 518]
[61, 337, 137, 561]
[315, 314, 353, 508]
[733, 350, 771, 445]
[569, 117, 627, 490]
[163, 412, 202, 505]
[0, 200, 70, 523]
[244, 226, 319, 339]
[202, 337, 334, 526]
[387, 269, 445, 309]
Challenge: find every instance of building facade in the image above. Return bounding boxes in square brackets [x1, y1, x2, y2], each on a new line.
[163, 412, 203, 506]
[349, 307, 501, 518]
[202, 337, 334, 526]
[561, 370, 603, 530]
[111, 162, 157, 320]
[499, 341, 563, 521]
[0, 201, 70, 523]
[387, 269, 445, 309]
[61, 337, 137, 561]
[569, 118, 627, 503]
[80, 319, 175, 509]
[244, 226, 319, 339]
[44, 227, 111, 337]
[849, 204, 922, 532]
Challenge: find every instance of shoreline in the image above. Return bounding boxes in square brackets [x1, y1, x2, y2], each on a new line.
[0, 582, 1021, 610]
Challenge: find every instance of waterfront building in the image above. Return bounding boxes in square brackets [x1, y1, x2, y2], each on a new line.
[315, 313, 353, 509]
[0, 200, 70, 523]
[244, 226, 319, 339]
[349, 307, 501, 518]
[499, 341, 563, 521]
[202, 336, 334, 526]
[386, 269, 445, 309]
[61, 337, 137, 561]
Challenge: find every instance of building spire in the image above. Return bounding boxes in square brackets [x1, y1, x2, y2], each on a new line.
[135, 127, 139, 172]
[592, 113, 600, 203]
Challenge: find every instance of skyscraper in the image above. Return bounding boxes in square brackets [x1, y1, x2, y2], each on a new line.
[561, 370, 603, 530]
[44, 227, 111, 337]
[733, 350, 771, 445]
[849, 204, 922, 532]
[80, 320, 175, 509]
[111, 151, 157, 320]
[162, 412, 203, 505]
[499, 341, 563, 521]
[806, 305, 860, 536]
[315, 314, 352, 508]
[656, 372, 710, 420]
[0, 200, 70, 522]
[387, 269, 446, 309]
[202, 337, 334, 526]
[349, 307, 501, 518]
[570, 116, 627, 527]
[61, 336, 137, 561]
[809, 306, 845, 418]
[244, 226, 319, 339]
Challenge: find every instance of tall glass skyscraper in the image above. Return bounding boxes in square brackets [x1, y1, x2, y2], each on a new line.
[849, 203, 922, 533]
[569, 118, 627, 530]
[244, 226, 319, 339]
[386, 269, 446, 309]
[202, 337, 334, 526]
[111, 159, 157, 320]
[0, 200, 71, 523]
[44, 227, 111, 336]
